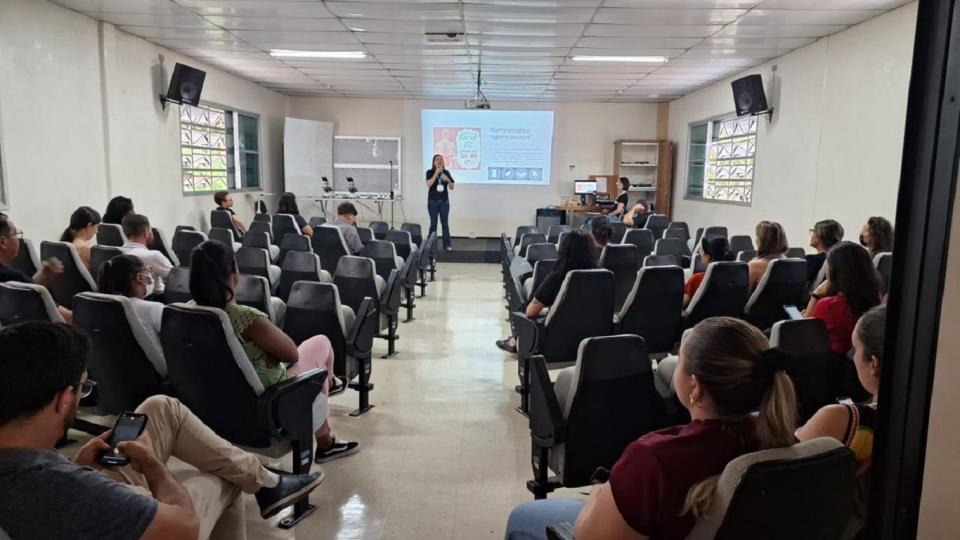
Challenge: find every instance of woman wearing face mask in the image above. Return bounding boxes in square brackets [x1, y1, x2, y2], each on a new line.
[97, 254, 163, 343]
[859, 216, 894, 259]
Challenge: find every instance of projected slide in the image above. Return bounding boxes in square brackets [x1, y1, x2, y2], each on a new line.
[421, 109, 554, 185]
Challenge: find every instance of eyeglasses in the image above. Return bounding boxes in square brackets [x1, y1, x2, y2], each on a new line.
[2, 229, 23, 239]
[73, 380, 97, 399]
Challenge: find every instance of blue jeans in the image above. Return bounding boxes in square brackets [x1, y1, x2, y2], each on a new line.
[503, 499, 584, 540]
[428, 199, 452, 249]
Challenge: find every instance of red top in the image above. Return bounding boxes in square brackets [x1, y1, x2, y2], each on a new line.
[684, 272, 705, 298]
[609, 418, 759, 540]
[811, 294, 857, 354]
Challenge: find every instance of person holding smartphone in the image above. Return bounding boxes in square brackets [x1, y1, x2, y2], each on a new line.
[426, 153, 455, 251]
[0, 322, 326, 539]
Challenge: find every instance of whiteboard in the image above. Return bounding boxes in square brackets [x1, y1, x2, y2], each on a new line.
[283, 117, 333, 197]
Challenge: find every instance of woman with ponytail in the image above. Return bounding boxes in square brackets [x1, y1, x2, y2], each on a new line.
[60, 206, 101, 269]
[97, 254, 163, 342]
[188, 240, 360, 463]
[504, 317, 797, 540]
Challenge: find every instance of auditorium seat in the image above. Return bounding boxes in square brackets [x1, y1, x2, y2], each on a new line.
[623, 229, 655, 260]
[160, 303, 326, 527]
[683, 261, 749, 329]
[874, 251, 893, 294]
[769, 318, 841, 420]
[171, 229, 207, 268]
[313, 225, 350, 276]
[786, 247, 807, 258]
[527, 335, 667, 499]
[667, 221, 690, 240]
[308, 216, 326, 228]
[248, 219, 274, 242]
[514, 225, 538, 247]
[361, 240, 404, 282]
[276, 250, 331, 303]
[375, 269, 404, 357]
[96, 223, 125, 247]
[736, 249, 757, 262]
[398, 252, 419, 322]
[90, 245, 123, 277]
[525, 243, 557, 265]
[208, 227, 238, 257]
[522, 259, 557, 304]
[0, 281, 65, 325]
[10, 238, 40, 278]
[243, 230, 279, 262]
[236, 246, 280, 291]
[653, 238, 685, 267]
[161, 267, 192, 304]
[615, 266, 684, 356]
[369, 220, 390, 240]
[73, 292, 167, 414]
[415, 232, 438, 297]
[278, 233, 311, 267]
[253, 213, 271, 223]
[149, 227, 179, 266]
[400, 222, 424, 249]
[272, 214, 300, 246]
[744, 258, 809, 330]
[770, 318, 831, 357]
[39, 241, 97, 306]
[610, 221, 627, 244]
[598, 244, 640, 312]
[211, 209, 242, 241]
[282, 284, 379, 416]
[729, 235, 755, 254]
[356, 227, 374, 244]
[248, 221, 281, 260]
[386, 229, 417, 259]
[515, 232, 547, 258]
[703, 226, 729, 241]
[236, 274, 284, 325]
[642, 254, 678, 267]
[334, 255, 385, 316]
[546, 224, 571, 244]
[642, 213, 669, 240]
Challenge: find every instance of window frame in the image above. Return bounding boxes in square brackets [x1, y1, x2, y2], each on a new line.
[179, 100, 262, 196]
[684, 111, 760, 207]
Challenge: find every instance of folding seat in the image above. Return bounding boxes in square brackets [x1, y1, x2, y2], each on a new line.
[642, 254, 678, 267]
[272, 214, 301, 247]
[703, 225, 728, 241]
[622, 228, 655, 260]
[161, 267, 192, 304]
[744, 258, 809, 330]
[236, 245, 281, 291]
[368, 220, 390, 240]
[729, 235, 754, 253]
[276, 250, 331, 303]
[248, 221, 282, 260]
[386, 229, 417, 259]
[308, 216, 326, 228]
[653, 237, 686, 266]
[415, 232, 438, 297]
[512, 269, 614, 413]
[90, 245, 123, 277]
[160, 303, 327, 527]
[615, 266, 685, 356]
[149, 227, 179, 266]
[355, 227, 374, 244]
[398, 252, 419, 322]
[248, 219, 274, 243]
[737, 249, 757, 262]
[526, 335, 667, 499]
[208, 227, 238, 257]
[278, 233, 311, 267]
[333, 255, 385, 316]
[11, 238, 40, 277]
[667, 221, 689, 240]
[662, 228, 692, 266]
[400, 222, 424, 248]
[96, 223, 125, 247]
[683, 261, 750, 329]
[73, 293, 167, 414]
[874, 251, 893, 294]
[514, 233, 547, 257]
[171, 229, 207, 268]
[253, 213, 271, 223]
[282, 284, 379, 416]
[514, 225, 539, 247]
[360, 239, 404, 282]
[642, 213, 669, 240]
[235, 274, 284, 325]
[210, 209, 242, 241]
[243, 230, 279, 262]
[609, 221, 627, 244]
[39, 241, 96, 306]
[546, 224, 571, 244]
[522, 259, 557, 304]
[786, 247, 807, 258]
[525, 243, 557, 265]
[599, 244, 640, 312]
[0, 282, 65, 325]
[769, 318, 840, 421]
[312, 225, 350, 277]
[375, 269, 404, 357]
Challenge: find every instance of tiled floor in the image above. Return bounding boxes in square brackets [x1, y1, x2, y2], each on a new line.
[70, 262, 585, 540]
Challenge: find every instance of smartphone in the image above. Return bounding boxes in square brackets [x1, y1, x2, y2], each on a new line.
[783, 305, 803, 320]
[98, 412, 148, 467]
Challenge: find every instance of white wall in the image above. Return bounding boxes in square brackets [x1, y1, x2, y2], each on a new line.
[286, 98, 659, 237]
[668, 3, 917, 247]
[0, 0, 287, 243]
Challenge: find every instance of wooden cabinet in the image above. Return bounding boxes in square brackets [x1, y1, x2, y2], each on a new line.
[613, 139, 674, 218]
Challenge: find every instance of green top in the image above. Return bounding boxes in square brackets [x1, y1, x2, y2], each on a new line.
[190, 302, 289, 387]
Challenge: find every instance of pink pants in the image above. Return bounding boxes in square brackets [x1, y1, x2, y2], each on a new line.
[287, 335, 336, 438]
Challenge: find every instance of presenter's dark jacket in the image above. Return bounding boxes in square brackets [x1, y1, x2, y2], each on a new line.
[427, 170, 454, 202]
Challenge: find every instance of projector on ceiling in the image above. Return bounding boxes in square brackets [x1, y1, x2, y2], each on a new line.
[465, 97, 491, 109]
[425, 32, 463, 43]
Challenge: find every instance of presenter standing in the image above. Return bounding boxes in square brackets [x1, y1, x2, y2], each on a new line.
[426, 154, 455, 251]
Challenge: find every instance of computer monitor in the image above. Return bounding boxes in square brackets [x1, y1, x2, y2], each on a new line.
[574, 180, 597, 195]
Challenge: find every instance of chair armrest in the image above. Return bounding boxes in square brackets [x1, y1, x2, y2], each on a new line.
[259, 368, 327, 438]
[529, 355, 565, 447]
[546, 522, 576, 540]
[511, 311, 542, 359]
[380, 269, 402, 313]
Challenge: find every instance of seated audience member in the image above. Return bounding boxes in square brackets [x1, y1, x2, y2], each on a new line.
[860, 216, 894, 258]
[214, 190, 247, 235]
[807, 219, 845, 284]
[277, 192, 313, 238]
[0, 321, 325, 539]
[0, 213, 70, 322]
[684, 237, 733, 308]
[60, 206, 101, 269]
[748, 220, 788, 290]
[496, 231, 597, 354]
[331, 202, 364, 255]
[98, 254, 163, 343]
[589, 215, 614, 252]
[189, 240, 358, 463]
[607, 177, 630, 219]
[622, 200, 648, 228]
[796, 304, 885, 538]
[806, 241, 881, 355]
[504, 317, 798, 540]
[102, 195, 134, 225]
[120, 214, 173, 294]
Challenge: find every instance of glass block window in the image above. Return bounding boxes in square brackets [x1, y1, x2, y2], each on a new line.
[686, 115, 759, 204]
[180, 104, 260, 193]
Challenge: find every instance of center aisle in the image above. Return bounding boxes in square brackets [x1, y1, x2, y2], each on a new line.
[296, 262, 536, 540]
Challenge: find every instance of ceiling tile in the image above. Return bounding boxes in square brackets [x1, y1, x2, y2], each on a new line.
[737, 9, 886, 26]
[177, 1, 336, 18]
[714, 24, 847, 38]
[49, 0, 187, 14]
[76, 12, 214, 28]
[463, 5, 598, 23]
[325, 2, 462, 20]
[593, 8, 746, 25]
[202, 17, 346, 32]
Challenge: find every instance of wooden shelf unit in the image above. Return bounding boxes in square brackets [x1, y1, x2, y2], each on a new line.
[613, 139, 674, 218]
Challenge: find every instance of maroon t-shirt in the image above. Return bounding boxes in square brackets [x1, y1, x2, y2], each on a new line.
[609, 418, 759, 540]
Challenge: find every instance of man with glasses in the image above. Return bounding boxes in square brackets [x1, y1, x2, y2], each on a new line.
[0, 322, 327, 539]
[0, 212, 64, 285]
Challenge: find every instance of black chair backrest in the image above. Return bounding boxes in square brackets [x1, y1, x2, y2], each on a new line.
[175, 225, 196, 234]
[209, 228, 236, 256]
[272, 214, 300, 245]
[703, 226, 728, 241]
[653, 238, 685, 266]
[667, 221, 690, 239]
[356, 227, 374, 244]
[599, 244, 640, 312]
[313, 225, 349, 274]
[546, 224, 571, 244]
[90, 245, 123, 278]
[211, 210, 240, 240]
[786, 247, 807, 258]
[248, 220, 273, 242]
[253, 213, 271, 223]
[518, 233, 547, 257]
[694, 226, 705, 250]
[149, 228, 178, 266]
[514, 225, 538, 247]
[542, 269, 614, 365]
[369, 221, 390, 240]
[729, 235, 754, 253]
[360, 240, 399, 281]
[622, 229, 655, 260]
[560, 335, 667, 486]
[386, 230, 415, 259]
[346, 297, 379, 361]
[642, 254, 678, 267]
[745, 258, 809, 330]
[334, 255, 381, 314]
[309, 216, 326, 228]
[278, 233, 311, 267]
[11, 239, 39, 277]
[610, 221, 627, 245]
[618, 266, 684, 354]
[400, 222, 423, 247]
[234, 274, 271, 314]
[525, 243, 558, 265]
[418, 232, 437, 271]
[664, 226, 690, 244]
[172, 229, 205, 268]
[162, 267, 192, 304]
[242, 230, 271, 252]
[685, 261, 750, 328]
[528, 259, 556, 300]
[161, 304, 271, 447]
[380, 269, 402, 317]
[0, 282, 62, 325]
[400, 252, 419, 290]
[874, 252, 893, 294]
[737, 250, 757, 262]
[643, 213, 669, 239]
[770, 318, 831, 357]
[235, 246, 271, 282]
[73, 293, 165, 414]
[277, 250, 323, 302]
[97, 223, 125, 247]
[282, 281, 352, 379]
[39, 241, 95, 306]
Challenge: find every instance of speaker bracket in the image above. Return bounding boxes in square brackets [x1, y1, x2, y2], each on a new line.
[753, 107, 775, 121]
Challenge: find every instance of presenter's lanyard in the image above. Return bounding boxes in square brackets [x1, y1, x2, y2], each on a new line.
[436, 170, 446, 193]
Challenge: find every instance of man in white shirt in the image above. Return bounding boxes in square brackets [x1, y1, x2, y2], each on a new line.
[120, 214, 173, 294]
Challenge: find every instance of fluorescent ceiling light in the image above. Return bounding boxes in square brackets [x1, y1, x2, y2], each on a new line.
[270, 50, 367, 59]
[571, 55, 668, 63]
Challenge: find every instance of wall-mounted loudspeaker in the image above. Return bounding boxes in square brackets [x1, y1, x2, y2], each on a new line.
[731, 74, 770, 117]
[159, 63, 206, 109]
